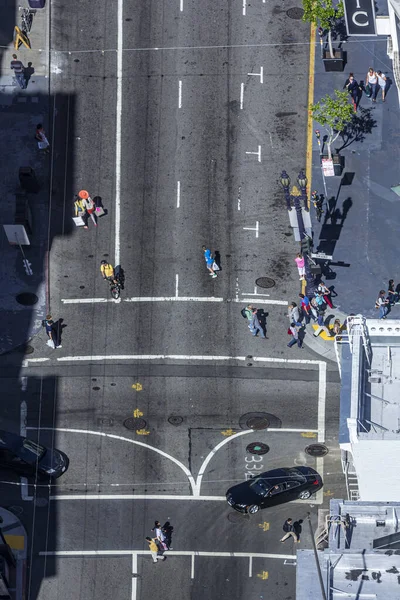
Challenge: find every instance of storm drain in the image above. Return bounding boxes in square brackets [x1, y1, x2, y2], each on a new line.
[286, 7, 304, 19]
[124, 417, 147, 430]
[246, 442, 270, 455]
[16, 293, 38, 306]
[305, 444, 329, 457]
[255, 277, 275, 289]
[168, 416, 183, 426]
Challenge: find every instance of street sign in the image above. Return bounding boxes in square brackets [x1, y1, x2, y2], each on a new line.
[321, 158, 335, 177]
[311, 252, 333, 260]
[343, 0, 376, 35]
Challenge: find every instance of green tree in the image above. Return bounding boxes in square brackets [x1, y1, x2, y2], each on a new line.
[310, 90, 354, 159]
[302, 0, 344, 59]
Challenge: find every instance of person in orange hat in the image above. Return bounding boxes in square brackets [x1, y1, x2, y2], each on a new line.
[78, 190, 97, 227]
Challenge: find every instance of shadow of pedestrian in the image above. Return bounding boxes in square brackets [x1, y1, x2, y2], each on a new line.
[293, 519, 303, 541]
[115, 265, 125, 289]
[214, 250, 222, 271]
[24, 62, 35, 86]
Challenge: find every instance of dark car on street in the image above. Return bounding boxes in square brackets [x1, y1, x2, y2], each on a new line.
[0, 430, 69, 479]
[226, 466, 323, 514]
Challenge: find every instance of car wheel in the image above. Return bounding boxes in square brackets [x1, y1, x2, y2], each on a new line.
[298, 490, 311, 500]
[248, 504, 260, 514]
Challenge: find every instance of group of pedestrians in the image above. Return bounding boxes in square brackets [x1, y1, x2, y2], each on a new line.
[242, 305, 267, 338]
[375, 279, 400, 319]
[145, 520, 174, 563]
[344, 66, 388, 111]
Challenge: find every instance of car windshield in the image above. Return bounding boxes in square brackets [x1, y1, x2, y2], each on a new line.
[249, 478, 271, 497]
[19, 439, 46, 462]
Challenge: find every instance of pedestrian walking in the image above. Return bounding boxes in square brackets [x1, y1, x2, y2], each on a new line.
[333, 318, 342, 337]
[10, 54, 26, 89]
[78, 190, 97, 227]
[294, 253, 305, 281]
[241, 304, 254, 329]
[365, 67, 378, 102]
[310, 296, 319, 321]
[162, 521, 174, 549]
[145, 537, 166, 563]
[377, 71, 387, 102]
[250, 309, 266, 338]
[287, 323, 302, 348]
[314, 291, 327, 310]
[387, 279, 397, 305]
[35, 124, 50, 154]
[317, 281, 333, 309]
[152, 521, 168, 550]
[74, 195, 88, 229]
[345, 73, 362, 111]
[287, 302, 302, 327]
[43, 315, 62, 349]
[299, 293, 314, 324]
[375, 290, 389, 319]
[280, 518, 299, 543]
[202, 246, 217, 278]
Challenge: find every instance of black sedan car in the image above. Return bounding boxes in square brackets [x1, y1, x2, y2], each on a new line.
[226, 466, 323, 514]
[0, 430, 69, 479]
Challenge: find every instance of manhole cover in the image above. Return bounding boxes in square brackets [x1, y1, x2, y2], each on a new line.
[286, 7, 304, 19]
[34, 497, 48, 507]
[255, 277, 275, 289]
[16, 293, 38, 306]
[239, 412, 282, 430]
[228, 512, 250, 523]
[305, 444, 329, 457]
[124, 417, 147, 430]
[246, 442, 270, 455]
[168, 416, 183, 426]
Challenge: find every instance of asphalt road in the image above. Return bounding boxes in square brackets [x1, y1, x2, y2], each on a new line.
[0, 0, 347, 598]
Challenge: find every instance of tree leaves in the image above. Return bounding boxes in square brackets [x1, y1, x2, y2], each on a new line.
[302, 0, 344, 30]
[310, 90, 354, 158]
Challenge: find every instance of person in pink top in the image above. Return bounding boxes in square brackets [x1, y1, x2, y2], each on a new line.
[294, 253, 305, 280]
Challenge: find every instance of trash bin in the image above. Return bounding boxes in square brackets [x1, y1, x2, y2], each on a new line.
[19, 167, 39, 193]
[28, 0, 46, 8]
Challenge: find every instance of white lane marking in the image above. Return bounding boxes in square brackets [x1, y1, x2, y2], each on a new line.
[243, 221, 259, 238]
[240, 82, 244, 109]
[180, 0, 183, 11]
[55, 355, 323, 364]
[40, 550, 294, 560]
[178, 80, 182, 108]
[235, 298, 287, 305]
[61, 298, 121, 304]
[242, 0, 246, 15]
[249, 556, 253, 577]
[36, 427, 196, 494]
[176, 180, 180, 208]
[115, 0, 123, 267]
[191, 554, 195, 579]
[175, 274, 179, 298]
[237, 186, 241, 211]
[132, 554, 137, 600]
[241, 287, 269, 297]
[318, 361, 326, 443]
[269, 131, 274, 148]
[195, 430, 252, 494]
[245, 145, 261, 162]
[22, 357, 49, 367]
[247, 67, 263, 83]
[49, 494, 227, 501]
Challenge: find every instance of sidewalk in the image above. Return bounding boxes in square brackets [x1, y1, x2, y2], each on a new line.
[302, 33, 400, 361]
[0, 506, 28, 600]
[0, 8, 50, 354]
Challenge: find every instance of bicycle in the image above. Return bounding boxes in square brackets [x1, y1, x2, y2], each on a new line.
[19, 7, 35, 36]
[311, 190, 324, 222]
[107, 273, 124, 299]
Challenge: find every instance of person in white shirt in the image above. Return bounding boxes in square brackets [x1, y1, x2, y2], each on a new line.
[366, 67, 378, 102]
[377, 70, 387, 102]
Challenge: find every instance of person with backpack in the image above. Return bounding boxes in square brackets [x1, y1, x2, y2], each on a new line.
[241, 304, 254, 329]
[280, 518, 299, 543]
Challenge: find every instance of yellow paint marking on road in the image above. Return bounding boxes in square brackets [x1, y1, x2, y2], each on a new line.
[136, 429, 150, 435]
[221, 429, 236, 437]
[4, 535, 24, 550]
[301, 432, 317, 438]
[306, 23, 316, 208]
[132, 383, 143, 391]
[258, 522, 270, 532]
[257, 570, 269, 580]
[311, 324, 335, 341]
[133, 409, 143, 418]
[324, 489, 334, 497]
